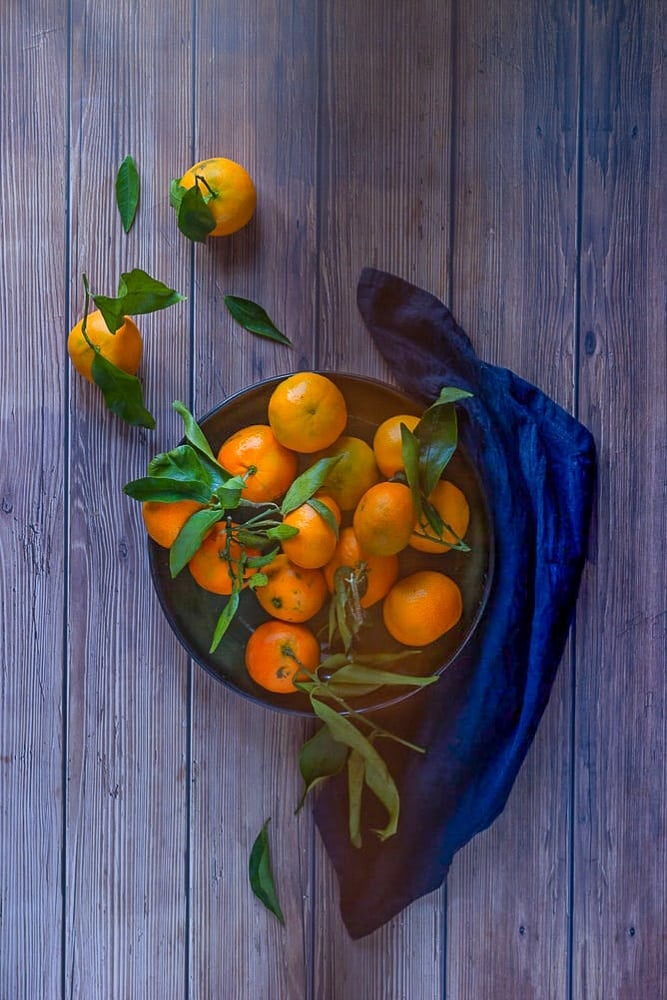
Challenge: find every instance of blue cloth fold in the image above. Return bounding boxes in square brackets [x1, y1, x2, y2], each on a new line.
[313, 268, 596, 939]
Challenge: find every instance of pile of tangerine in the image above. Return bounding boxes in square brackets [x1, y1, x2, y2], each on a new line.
[142, 373, 470, 695]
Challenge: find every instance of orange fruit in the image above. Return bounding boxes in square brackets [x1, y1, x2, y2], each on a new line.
[382, 570, 463, 646]
[245, 620, 320, 694]
[254, 554, 328, 623]
[312, 435, 380, 511]
[187, 521, 255, 595]
[176, 157, 256, 236]
[268, 372, 347, 453]
[281, 495, 341, 569]
[217, 424, 298, 503]
[141, 499, 205, 548]
[323, 526, 399, 608]
[68, 309, 142, 383]
[352, 481, 415, 557]
[373, 413, 420, 477]
[410, 480, 470, 552]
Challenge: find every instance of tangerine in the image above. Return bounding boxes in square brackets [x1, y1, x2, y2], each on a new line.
[268, 372, 347, 453]
[217, 424, 298, 503]
[352, 481, 415, 556]
[176, 157, 256, 236]
[245, 620, 320, 694]
[382, 570, 463, 646]
[188, 522, 255, 595]
[141, 499, 205, 549]
[373, 413, 420, 478]
[68, 310, 142, 383]
[410, 480, 470, 552]
[281, 495, 341, 569]
[312, 435, 380, 511]
[254, 554, 328, 623]
[323, 526, 399, 608]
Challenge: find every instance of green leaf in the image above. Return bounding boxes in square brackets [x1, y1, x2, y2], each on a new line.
[347, 751, 365, 848]
[91, 352, 155, 428]
[94, 268, 185, 332]
[224, 295, 292, 347]
[416, 403, 458, 497]
[115, 155, 140, 233]
[248, 819, 285, 926]
[169, 507, 223, 578]
[247, 572, 268, 590]
[329, 662, 438, 688]
[307, 497, 339, 538]
[280, 457, 342, 515]
[433, 386, 474, 406]
[148, 442, 237, 500]
[123, 476, 213, 504]
[310, 697, 400, 841]
[172, 182, 216, 243]
[296, 724, 349, 812]
[210, 589, 241, 653]
[400, 423, 423, 520]
[264, 523, 300, 541]
[172, 401, 217, 460]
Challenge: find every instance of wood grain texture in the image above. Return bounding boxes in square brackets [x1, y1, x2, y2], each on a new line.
[574, 1, 667, 996]
[313, 1, 453, 994]
[187, 2, 319, 996]
[446, 1, 579, 996]
[65, 2, 192, 996]
[0, 3, 68, 997]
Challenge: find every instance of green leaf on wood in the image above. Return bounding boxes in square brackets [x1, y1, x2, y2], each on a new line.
[91, 352, 155, 429]
[248, 819, 285, 926]
[224, 295, 292, 346]
[115, 155, 140, 233]
[94, 268, 185, 333]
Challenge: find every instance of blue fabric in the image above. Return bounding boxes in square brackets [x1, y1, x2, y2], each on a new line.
[313, 268, 596, 939]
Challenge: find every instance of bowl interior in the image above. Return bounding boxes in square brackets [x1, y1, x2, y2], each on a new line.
[148, 372, 493, 716]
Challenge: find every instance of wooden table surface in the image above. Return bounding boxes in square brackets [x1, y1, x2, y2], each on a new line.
[2, 1, 665, 998]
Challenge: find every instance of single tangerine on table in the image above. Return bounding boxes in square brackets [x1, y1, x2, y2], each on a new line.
[323, 526, 399, 608]
[312, 435, 380, 511]
[254, 554, 328, 623]
[187, 522, 256, 595]
[372, 413, 420, 478]
[68, 309, 143, 383]
[267, 372, 348, 453]
[177, 157, 256, 236]
[217, 424, 298, 503]
[352, 481, 415, 557]
[410, 479, 470, 552]
[280, 495, 341, 569]
[382, 569, 463, 646]
[142, 499, 205, 549]
[245, 620, 320, 694]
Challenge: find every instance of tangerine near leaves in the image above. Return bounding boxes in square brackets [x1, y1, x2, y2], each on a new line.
[217, 424, 298, 503]
[142, 498, 205, 549]
[373, 413, 420, 478]
[410, 479, 470, 552]
[323, 526, 399, 608]
[312, 435, 380, 511]
[281, 495, 341, 569]
[171, 156, 257, 241]
[254, 554, 328, 623]
[245, 620, 320, 694]
[352, 481, 415, 557]
[382, 569, 463, 646]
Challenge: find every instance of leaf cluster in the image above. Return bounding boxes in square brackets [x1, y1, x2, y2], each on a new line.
[400, 386, 474, 551]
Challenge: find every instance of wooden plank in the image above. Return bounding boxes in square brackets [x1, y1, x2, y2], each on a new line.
[64, 2, 192, 995]
[186, 2, 319, 996]
[0, 3, 68, 996]
[574, 0, 667, 995]
[313, 2, 453, 993]
[446, 1, 579, 996]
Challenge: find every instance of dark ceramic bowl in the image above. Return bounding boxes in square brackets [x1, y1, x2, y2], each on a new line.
[148, 372, 493, 716]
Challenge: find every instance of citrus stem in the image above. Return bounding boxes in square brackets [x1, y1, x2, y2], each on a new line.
[79, 273, 100, 353]
[194, 173, 216, 199]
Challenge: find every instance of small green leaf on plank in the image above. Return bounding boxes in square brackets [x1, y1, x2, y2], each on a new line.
[91, 352, 155, 429]
[224, 295, 292, 346]
[248, 819, 285, 926]
[94, 268, 185, 333]
[115, 155, 140, 233]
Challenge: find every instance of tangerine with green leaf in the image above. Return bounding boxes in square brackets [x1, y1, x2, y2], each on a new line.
[372, 412, 420, 478]
[141, 499, 205, 549]
[312, 435, 380, 511]
[254, 553, 328, 623]
[217, 424, 298, 503]
[280, 495, 341, 569]
[175, 156, 256, 237]
[410, 480, 470, 552]
[245, 620, 320, 693]
[188, 521, 256, 595]
[323, 526, 399, 608]
[68, 309, 142, 383]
